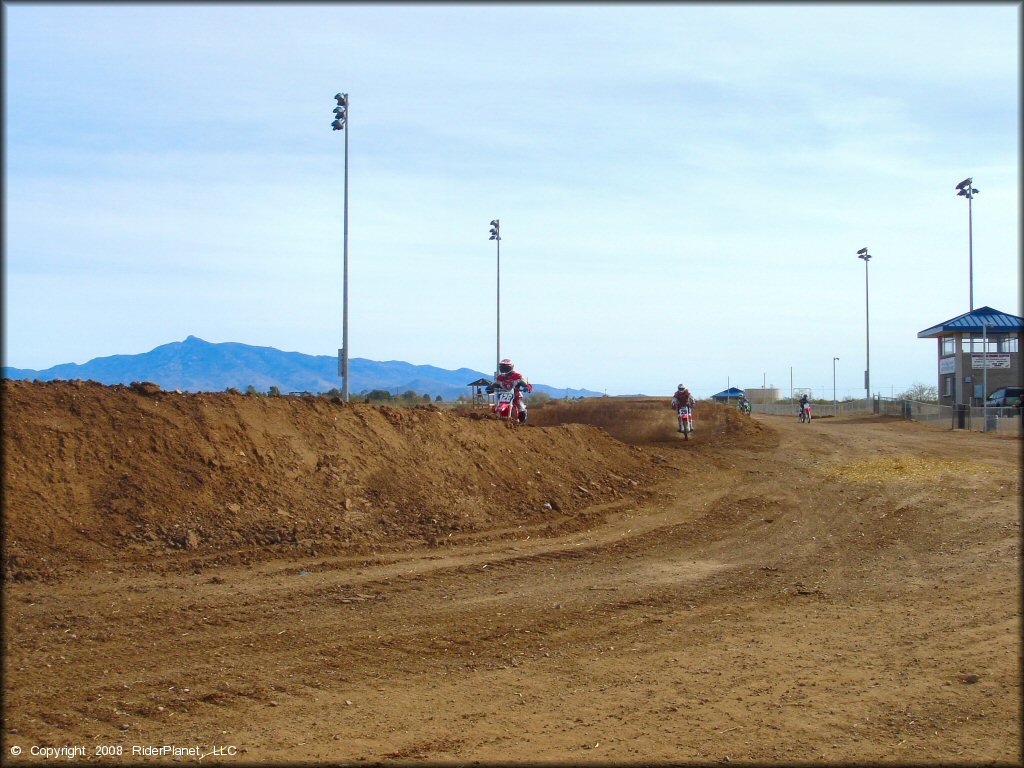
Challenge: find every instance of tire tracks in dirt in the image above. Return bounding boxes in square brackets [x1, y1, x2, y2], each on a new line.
[3, 403, 1020, 763]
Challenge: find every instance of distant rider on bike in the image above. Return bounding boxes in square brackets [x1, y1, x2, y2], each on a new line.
[671, 384, 695, 433]
[738, 395, 751, 414]
[486, 358, 533, 424]
[799, 393, 811, 418]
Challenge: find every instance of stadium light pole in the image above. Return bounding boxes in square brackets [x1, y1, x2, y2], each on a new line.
[857, 248, 871, 400]
[833, 357, 839, 414]
[956, 177, 979, 312]
[489, 219, 501, 379]
[332, 92, 350, 401]
[982, 320, 991, 432]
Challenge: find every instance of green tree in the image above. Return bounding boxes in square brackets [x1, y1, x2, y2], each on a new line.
[435, 394, 443, 402]
[268, 385, 281, 397]
[244, 384, 258, 396]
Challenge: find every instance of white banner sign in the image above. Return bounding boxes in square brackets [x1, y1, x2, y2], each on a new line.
[939, 357, 956, 374]
[971, 354, 1010, 370]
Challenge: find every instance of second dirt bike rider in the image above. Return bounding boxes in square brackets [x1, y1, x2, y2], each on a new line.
[486, 358, 534, 424]
[671, 384, 695, 433]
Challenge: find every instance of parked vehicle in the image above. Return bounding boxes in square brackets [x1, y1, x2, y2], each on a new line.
[985, 386, 1023, 408]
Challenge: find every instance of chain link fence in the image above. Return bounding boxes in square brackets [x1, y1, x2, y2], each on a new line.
[749, 397, 1021, 435]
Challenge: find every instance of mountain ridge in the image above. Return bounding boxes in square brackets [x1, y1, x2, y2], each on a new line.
[2, 336, 602, 400]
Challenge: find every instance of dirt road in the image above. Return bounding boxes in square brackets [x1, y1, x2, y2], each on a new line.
[2, 386, 1020, 763]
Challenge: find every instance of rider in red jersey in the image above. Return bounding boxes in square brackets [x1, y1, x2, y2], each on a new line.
[671, 384, 695, 433]
[486, 358, 533, 423]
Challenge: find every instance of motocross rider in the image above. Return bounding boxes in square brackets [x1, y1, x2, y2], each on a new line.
[486, 358, 533, 424]
[738, 395, 750, 414]
[671, 384, 695, 433]
[799, 393, 810, 414]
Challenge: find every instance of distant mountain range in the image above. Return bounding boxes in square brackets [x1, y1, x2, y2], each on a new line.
[2, 336, 602, 401]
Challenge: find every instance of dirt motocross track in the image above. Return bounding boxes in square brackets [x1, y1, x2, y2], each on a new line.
[2, 380, 1020, 764]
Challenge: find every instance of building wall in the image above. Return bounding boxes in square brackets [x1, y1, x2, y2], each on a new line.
[936, 333, 1021, 405]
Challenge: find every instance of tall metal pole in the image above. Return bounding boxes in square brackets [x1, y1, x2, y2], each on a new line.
[968, 193, 974, 311]
[332, 93, 350, 401]
[496, 231, 500, 378]
[865, 256, 870, 399]
[833, 357, 839, 415]
[342, 97, 350, 402]
[490, 219, 501, 378]
[857, 248, 871, 400]
[982, 321, 989, 432]
[957, 178, 978, 312]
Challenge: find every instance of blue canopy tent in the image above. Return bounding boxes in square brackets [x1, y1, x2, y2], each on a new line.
[711, 386, 745, 403]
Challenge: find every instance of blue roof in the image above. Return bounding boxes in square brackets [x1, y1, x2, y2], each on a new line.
[711, 386, 745, 399]
[918, 306, 1024, 338]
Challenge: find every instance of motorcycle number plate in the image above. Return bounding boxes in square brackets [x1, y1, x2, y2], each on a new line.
[497, 392, 515, 403]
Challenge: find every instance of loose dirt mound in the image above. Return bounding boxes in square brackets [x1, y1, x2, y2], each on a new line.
[530, 397, 776, 448]
[2, 381, 666, 580]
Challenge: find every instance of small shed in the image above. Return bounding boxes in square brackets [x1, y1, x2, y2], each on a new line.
[467, 377, 493, 406]
[710, 386, 745, 404]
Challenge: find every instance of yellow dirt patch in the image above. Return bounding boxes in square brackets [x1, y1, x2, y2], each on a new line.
[825, 454, 998, 483]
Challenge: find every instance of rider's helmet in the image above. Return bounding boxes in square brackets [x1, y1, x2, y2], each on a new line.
[499, 359, 514, 375]
[677, 383, 685, 391]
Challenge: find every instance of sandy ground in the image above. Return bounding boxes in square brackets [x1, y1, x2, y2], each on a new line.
[2, 383, 1020, 764]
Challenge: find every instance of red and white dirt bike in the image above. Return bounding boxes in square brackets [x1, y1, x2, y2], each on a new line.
[799, 403, 813, 423]
[491, 384, 527, 426]
[677, 405, 694, 439]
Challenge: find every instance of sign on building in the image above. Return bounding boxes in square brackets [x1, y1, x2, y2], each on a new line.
[971, 354, 1010, 369]
[939, 357, 956, 374]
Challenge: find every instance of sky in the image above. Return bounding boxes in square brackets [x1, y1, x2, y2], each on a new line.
[3, 3, 1020, 398]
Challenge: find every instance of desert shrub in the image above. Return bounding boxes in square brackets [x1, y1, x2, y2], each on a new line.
[527, 391, 553, 407]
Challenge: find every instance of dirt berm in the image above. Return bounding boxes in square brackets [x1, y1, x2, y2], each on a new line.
[2, 381, 752, 580]
[2, 379, 1019, 762]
